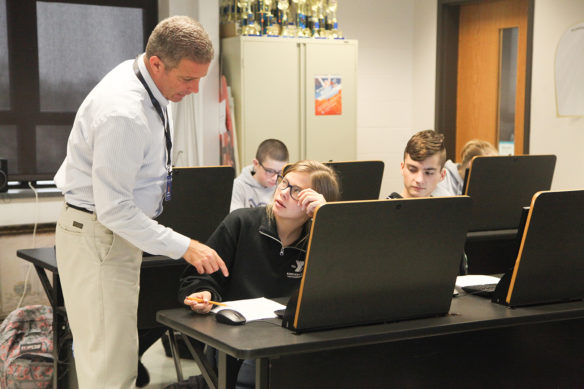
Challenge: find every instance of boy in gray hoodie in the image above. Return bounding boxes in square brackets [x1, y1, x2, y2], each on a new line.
[230, 139, 289, 212]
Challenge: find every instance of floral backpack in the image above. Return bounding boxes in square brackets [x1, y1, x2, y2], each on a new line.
[0, 305, 54, 389]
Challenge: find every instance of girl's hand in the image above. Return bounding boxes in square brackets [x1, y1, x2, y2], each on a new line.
[296, 189, 326, 217]
[184, 291, 213, 314]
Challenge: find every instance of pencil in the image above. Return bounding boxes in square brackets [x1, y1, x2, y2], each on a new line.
[187, 296, 229, 307]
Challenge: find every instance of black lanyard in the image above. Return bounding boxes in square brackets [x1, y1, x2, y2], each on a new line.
[133, 59, 172, 174]
[133, 58, 173, 201]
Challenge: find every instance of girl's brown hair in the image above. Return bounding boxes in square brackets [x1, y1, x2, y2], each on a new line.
[266, 160, 340, 219]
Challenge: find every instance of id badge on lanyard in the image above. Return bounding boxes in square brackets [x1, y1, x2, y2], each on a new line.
[134, 58, 174, 203]
[165, 171, 172, 202]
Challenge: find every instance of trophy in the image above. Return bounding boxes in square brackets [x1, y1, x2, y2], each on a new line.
[260, 0, 280, 36]
[309, 0, 326, 38]
[239, 0, 260, 36]
[220, 0, 241, 37]
[237, 0, 250, 35]
[229, 0, 242, 35]
[317, 0, 327, 37]
[258, 0, 267, 35]
[294, 0, 311, 37]
[220, 0, 229, 24]
[326, 0, 343, 39]
[278, 0, 296, 37]
[228, 0, 239, 24]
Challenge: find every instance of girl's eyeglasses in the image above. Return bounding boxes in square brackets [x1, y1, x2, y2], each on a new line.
[276, 175, 303, 200]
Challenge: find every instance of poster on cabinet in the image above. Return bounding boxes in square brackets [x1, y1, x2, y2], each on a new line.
[315, 76, 342, 116]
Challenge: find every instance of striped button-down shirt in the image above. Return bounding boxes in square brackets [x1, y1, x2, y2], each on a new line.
[54, 54, 190, 259]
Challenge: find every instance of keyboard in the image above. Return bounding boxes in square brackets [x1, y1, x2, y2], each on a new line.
[462, 283, 498, 297]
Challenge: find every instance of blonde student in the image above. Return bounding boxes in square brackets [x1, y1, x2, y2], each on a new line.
[181, 160, 340, 389]
[433, 139, 498, 197]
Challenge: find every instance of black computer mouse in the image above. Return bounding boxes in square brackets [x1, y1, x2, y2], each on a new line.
[215, 309, 246, 325]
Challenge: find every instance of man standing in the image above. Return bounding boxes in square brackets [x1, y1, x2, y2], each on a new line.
[54, 16, 228, 388]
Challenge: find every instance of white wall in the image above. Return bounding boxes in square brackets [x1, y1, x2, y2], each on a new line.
[337, 0, 437, 197]
[530, 0, 584, 190]
[339, 0, 416, 197]
[159, 0, 221, 166]
[412, 0, 438, 130]
[0, 194, 62, 226]
[0, 232, 52, 317]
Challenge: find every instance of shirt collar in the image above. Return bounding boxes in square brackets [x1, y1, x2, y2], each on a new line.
[259, 211, 310, 250]
[137, 53, 170, 109]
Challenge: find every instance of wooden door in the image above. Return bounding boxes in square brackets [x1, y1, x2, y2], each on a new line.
[456, 0, 529, 157]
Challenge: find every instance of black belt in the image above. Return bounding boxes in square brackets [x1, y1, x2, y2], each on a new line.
[66, 202, 93, 214]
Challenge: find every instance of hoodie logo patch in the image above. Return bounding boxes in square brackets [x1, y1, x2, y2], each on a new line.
[248, 199, 267, 208]
[287, 260, 305, 278]
[294, 260, 305, 272]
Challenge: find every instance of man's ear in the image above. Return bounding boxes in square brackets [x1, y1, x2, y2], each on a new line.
[148, 55, 165, 75]
[400, 161, 405, 177]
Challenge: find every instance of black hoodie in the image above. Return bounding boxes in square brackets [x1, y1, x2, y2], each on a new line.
[178, 206, 309, 303]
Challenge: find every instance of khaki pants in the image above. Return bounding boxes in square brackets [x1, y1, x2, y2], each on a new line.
[56, 204, 142, 389]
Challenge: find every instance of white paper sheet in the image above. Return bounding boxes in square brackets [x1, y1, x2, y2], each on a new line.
[456, 274, 502, 287]
[211, 297, 286, 321]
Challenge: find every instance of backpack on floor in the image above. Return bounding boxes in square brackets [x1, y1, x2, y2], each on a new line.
[0, 305, 54, 389]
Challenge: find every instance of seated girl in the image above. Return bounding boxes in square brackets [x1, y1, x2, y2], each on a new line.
[178, 160, 340, 388]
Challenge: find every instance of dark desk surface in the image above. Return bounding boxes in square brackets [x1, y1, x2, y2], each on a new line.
[157, 295, 584, 361]
[17, 247, 184, 270]
[466, 228, 517, 241]
[17, 248, 59, 272]
[17, 246, 187, 329]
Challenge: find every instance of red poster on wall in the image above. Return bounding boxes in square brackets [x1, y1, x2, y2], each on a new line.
[315, 76, 342, 116]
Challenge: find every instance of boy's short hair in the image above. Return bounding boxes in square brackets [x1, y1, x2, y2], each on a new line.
[460, 139, 498, 168]
[404, 130, 447, 168]
[256, 139, 289, 163]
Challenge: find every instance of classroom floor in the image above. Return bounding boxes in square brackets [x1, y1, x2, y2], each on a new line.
[141, 338, 202, 389]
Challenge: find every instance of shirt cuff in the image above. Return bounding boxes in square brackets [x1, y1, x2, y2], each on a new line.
[167, 232, 191, 259]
